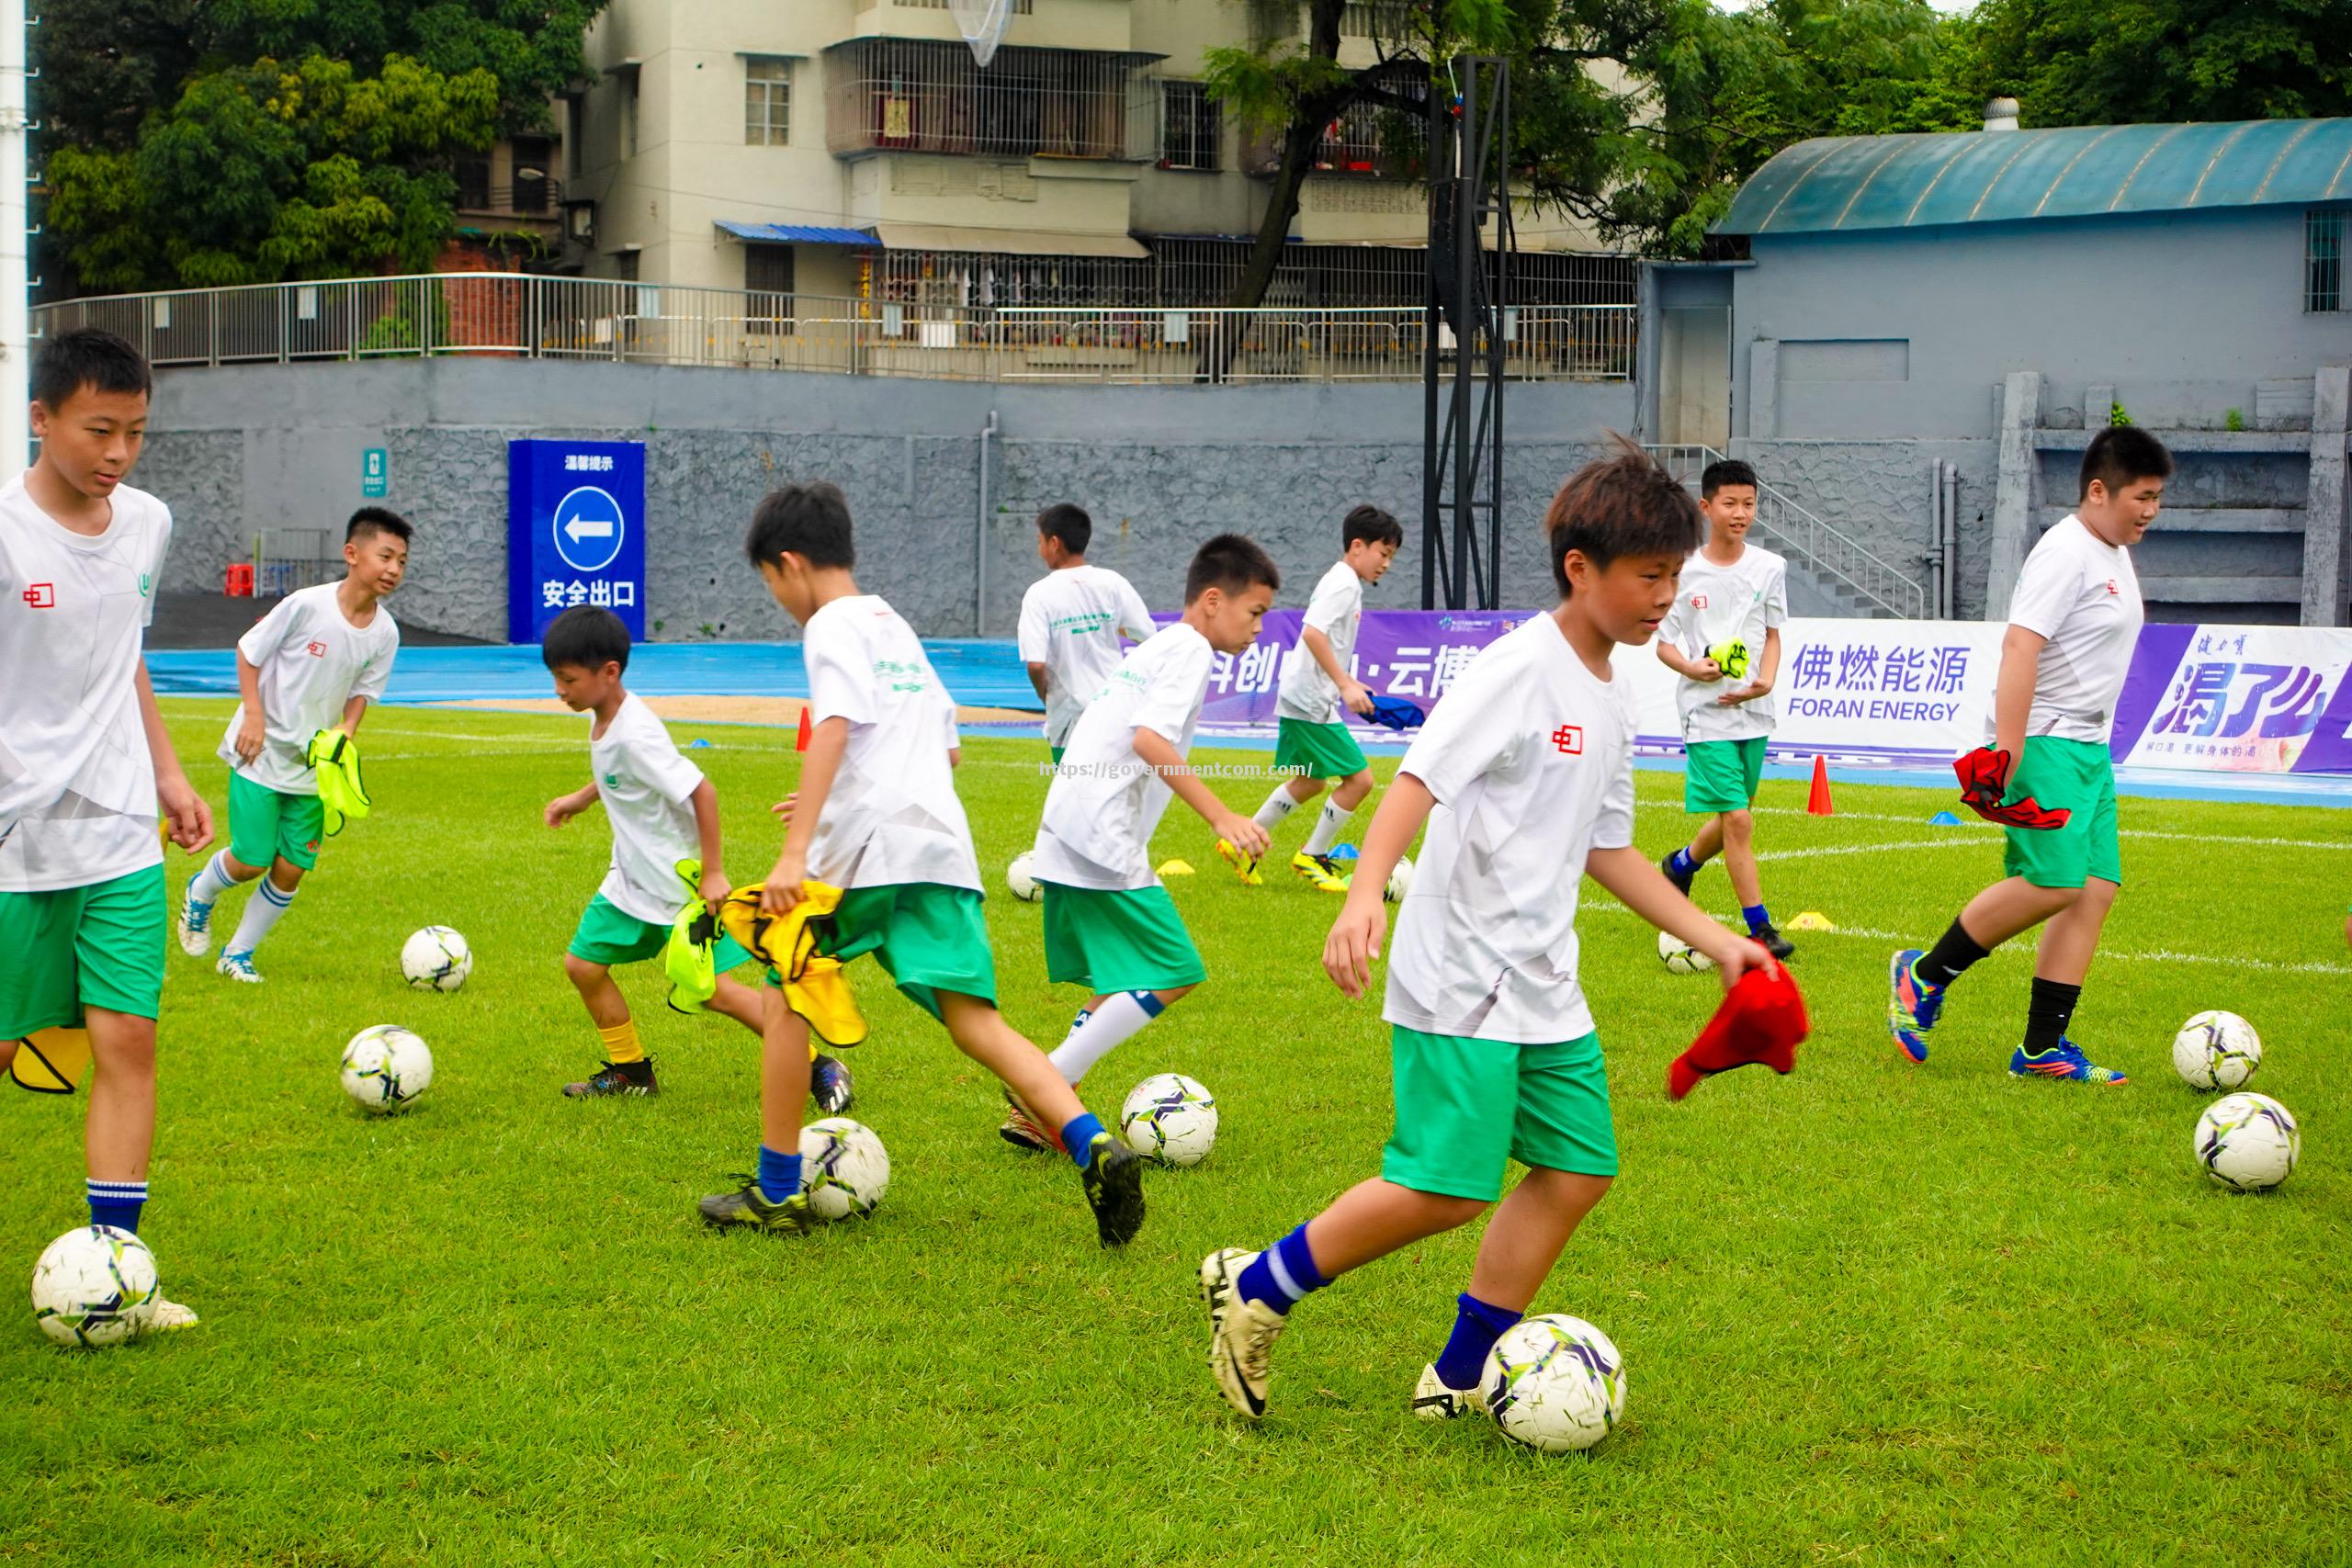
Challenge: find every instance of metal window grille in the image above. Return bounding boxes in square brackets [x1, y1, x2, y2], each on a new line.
[457, 158, 492, 210]
[1159, 81, 1218, 171]
[1314, 98, 1413, 177]
[1150, 238, 1635, 309]
[1340, 2, 1412, 38]
[2309, 209, 2345, 313]
[745, 58, 792, 145]
[251, 529, 336, 599]
[867, 250, 1160, 310]
[824, 38, 1147, 161]
[896, 0, 1033, 8]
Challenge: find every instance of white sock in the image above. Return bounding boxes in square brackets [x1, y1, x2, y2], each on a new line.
[1047, 991, 1164, 1086]
[1303, 798, 1355, 857]
[187, 852, 239, 908]
[229, 878, 297, 955]
[1251, 784, 1301, 833]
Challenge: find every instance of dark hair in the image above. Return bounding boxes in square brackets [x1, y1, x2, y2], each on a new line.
[1543, 437, 1706, 598]
[346, 506, 413, 546]
[1036, 502, 1092, 556]
[1184, 532, 1281, 604]
[2080, 426, 2173, 502]
[1342, 503, 1404, 550]
[541, 605, 631, 673]
[745, 481, 855, 569]
[1700, 458, 1758, 499]
[32, 327, 151, 411]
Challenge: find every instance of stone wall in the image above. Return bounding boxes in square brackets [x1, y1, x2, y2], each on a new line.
[1736, 438, 1999, 618]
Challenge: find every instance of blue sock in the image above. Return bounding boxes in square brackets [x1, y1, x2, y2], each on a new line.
[1433, 1292, 1523, 1390]
[87, 1179, 147, 1235]
[1744, 903, 1771, 932]
[1062, 1112, 1108, 1168]
[1237, 1224, 1327, 1315]
[754, 1144, 802, 1204]
[1669, 847, 1697, 878]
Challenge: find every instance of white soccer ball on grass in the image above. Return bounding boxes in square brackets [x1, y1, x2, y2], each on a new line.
[1657, 928, 1714, 974]
[401, 926, 472, 991]
[1006, 852, 1042, 903]
[29, 1225, 159, 1348]
[800, 1117, 891, 1219]
[2170, 1010, 2261, 1091]
[2193, 1092, 2300, 1192]
[1481, 1314, 1626, 1454]
[1385, 856, 1415, 904]
[1119, 1073, 1218, 1167]
[341, 1024, 435, 1114]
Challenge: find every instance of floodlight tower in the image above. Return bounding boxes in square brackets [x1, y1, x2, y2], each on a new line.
[0, 0, 28, 481]
[1420, 57, 1511, 612]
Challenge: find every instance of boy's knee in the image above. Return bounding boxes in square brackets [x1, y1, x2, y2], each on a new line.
[269, 858, 306, 891]
[1431, 1194, 1490, 1229]
[1721, 808, 1753, 838]
[1157, 982, 1197, 1007]
[561, 952, 605, 987]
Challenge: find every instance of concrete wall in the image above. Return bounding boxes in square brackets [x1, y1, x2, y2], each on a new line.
[138, 359, 1634, 643]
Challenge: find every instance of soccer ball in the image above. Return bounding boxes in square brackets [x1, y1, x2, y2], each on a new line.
[1119, 1073, 1218, 1167]
[2171, 1010, 2262, 1091]
[30, 1225, 158, 1348]
[1006, 852, 1042, 903]
[800, 1117, 890, 1219]
[1657, 928, 1715, 974]
[401, 926, 472, 991]
[1482, 1314, 1626, 1454]
[341, 1024, 434, 1114]
[2193, 1092, 2300, 1192]
[1385, 855, 1415, 903]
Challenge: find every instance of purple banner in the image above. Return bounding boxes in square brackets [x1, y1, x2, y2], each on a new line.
[2115, 624, 2352, 775]
[1158, 609, 1541, 731]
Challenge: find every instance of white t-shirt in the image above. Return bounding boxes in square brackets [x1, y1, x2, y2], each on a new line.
[1659, 544, 1787, 743]
[1015, 563, 1156, 748]
[219, 581, 401, 793]
[802, 594, 981, 892]
[1384, 616, 1637, 1044]
[1275, 560, 1367, 723]
[590, 694, 707, 926]
[0, 477, 174, 892]
[1031, 622, 1216, 891]
[2004, 515, 2143, 744]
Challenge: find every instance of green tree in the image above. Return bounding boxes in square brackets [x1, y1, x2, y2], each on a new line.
[1970, 0, 2352, 125]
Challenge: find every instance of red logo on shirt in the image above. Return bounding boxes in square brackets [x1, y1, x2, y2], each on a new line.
[1552, 725, 1584, 754]
[2105, 580, 2119, 595]
[306, 640, 328, 657]
[1690, 593, 1709, 610]
[21, 582, 54, 608]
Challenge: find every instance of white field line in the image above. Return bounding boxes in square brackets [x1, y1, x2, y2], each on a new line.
[1754, 839, 1984, 863]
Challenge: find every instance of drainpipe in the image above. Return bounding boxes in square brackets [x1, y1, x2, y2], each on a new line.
[1926, 463, 1945, 621]
[976, 408, 999, 636]
[1943, 460, 1961, 618]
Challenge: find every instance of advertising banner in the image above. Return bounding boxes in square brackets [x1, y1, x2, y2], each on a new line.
[507, 439, 648, 643]
[2112, 624, 2352, 776]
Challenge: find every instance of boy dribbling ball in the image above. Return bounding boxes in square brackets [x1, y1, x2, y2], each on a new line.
[1199, 442, 1777, 1425]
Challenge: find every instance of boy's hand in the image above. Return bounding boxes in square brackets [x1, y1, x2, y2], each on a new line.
[1702, 931, 1779, 988]
[698, 866, 732, 908]
[1714, 678, 1772, 706]
[762, 848, 808, 916]
[771, 794, 797, 829]
[544, 793, 585, 829]
[233, 712, 266, 763]
[1215, 811, 1270, 862]
[159, 776, 214, 853]
[1341, 679, 1375, 717]
[1323, 891, 1387, 998]
[1688, 657, 1723, 683]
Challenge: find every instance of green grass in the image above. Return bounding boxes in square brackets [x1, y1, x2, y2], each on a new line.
[5, 700, 2349, 1565]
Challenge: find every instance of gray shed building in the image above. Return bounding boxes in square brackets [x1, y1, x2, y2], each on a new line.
[1640, 117, 2352, 626]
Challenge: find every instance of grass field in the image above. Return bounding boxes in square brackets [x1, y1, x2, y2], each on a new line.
[5, 699, 2349, 1565]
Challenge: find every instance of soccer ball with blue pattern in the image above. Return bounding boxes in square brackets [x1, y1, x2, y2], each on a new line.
[1120, 1073, 1217, 1167]
[2170, 1010, 2261, 1091]
[800, 1117, 890, 1219]
[1481, 1314, 1626, 1454]
[2194, 1092, 2300, 1192]
[401, 926, 472, 992]
[341, 1024, 435, 1114]
[30, 1225, 159, 1348]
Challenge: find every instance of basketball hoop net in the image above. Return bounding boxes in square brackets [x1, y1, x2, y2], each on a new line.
[947, 0, 1012, 67]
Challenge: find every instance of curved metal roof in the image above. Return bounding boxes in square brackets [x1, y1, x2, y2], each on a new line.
[1717, 118, 2352, 236]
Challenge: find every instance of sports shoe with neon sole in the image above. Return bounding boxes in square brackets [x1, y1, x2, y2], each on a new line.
[1216, 840, 1263, 886]
[216, 951, 263, 985]
[998, 1089, 1061, 1154]
[142, 1296, 200, 1334]
[2009, 1040, 2129, 1085]
[811, 1053, 855, 1115]
[176, 896, 213, 958]
[1411, 1363, 1487, 1422]
[563, 1058, 658, 1099]
[1290, 852, 1351, 893]
[1080, 1133, 1145, 1247]
[1887, 949, 1944, 1064]
[1200, 1247, 1286, 1420]
[696, 1179, 814, 1234]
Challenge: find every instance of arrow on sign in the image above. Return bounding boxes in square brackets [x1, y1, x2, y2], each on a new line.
[564, 515, 616, 542]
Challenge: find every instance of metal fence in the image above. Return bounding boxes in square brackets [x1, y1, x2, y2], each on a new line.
[32, 276, 1637, 385]
[1646, 443, 1929, 619]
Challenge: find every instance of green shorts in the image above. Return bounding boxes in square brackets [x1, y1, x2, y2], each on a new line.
[568, 893, 751, 971]
[2002, 735, 2121, 890]
[1684, 736, 1767, 814]
[1381, 1026, 1617, 1201]
[228, 773, 326, 872]
[1040, 883, 1207, 995]
[768, 883, 998, 1023]
[0, 864, 168, 1035]
[1275, 717, 1368, 780]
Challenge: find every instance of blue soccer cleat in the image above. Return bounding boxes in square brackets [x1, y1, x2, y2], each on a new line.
[1887, 949, 1944, 1064]
[2009, 1040, 2128, 1085]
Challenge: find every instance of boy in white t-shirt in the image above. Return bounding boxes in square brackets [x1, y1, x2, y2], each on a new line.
[1000, 536, 1278, 1152]
[0, 328, 211, 1332]
[537, 606, 854, 1111]
[1198, 445, 1776, 1425]
[1890, 426, 2171, 1085]
[1656, 459, 1795, 959]
[699, 481, 1145, 1247]
[1226, 505, 1403, 893]
[1015, 502, 1155, 767]
[178, 508, 407, 982]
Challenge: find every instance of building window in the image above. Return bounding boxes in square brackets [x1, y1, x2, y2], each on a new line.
[457, 157, 492, 210]
[895, 0, 1033, 9]
[616, 248, 640, 283]
[1160, 82, 1219, 171]
[746, 244, 795, 329]
[824, 39, 1146, 161]
[1340, 3, 1410, 38]
[512, 137, 553, 213]
[2310, 210, 2345, 313]
[746, 58, 791, 145]
[624, 79, 639, 159]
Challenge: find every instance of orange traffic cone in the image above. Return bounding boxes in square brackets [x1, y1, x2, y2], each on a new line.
[1806, 754, 1834, 816]
[794, 705, 813, 752]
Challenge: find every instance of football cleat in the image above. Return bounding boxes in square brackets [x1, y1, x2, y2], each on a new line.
[810, 1053, 855, 1115]
[142, 1295, 201, 1334]
[1080, 1133, 1145, 1247]
[2009, 1040, 2129, 1085]
[1749, 922, 1795, 961]
[1290, 852, 1351, 893]
[998, 1089, 1060, 1154]
[697, 1178, 814, 1234]
[1659, 851, 1695, 897]
[563, 1058, 658, 1099]
[1411, 1363, 1487, 1422]
[1201, 1247, 1285, 1420]
[176, 895, 213, 957]
[216, 951, 263, 985]
[1215, 839, 1263, 886]
[1886, 949, 1943, 1064]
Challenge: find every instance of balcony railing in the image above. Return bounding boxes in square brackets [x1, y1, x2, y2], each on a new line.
[32, 276, 1636, 385]
[822, 38, 1158, 161]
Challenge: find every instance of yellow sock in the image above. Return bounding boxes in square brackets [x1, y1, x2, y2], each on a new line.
[599, 1021, 644, 1066]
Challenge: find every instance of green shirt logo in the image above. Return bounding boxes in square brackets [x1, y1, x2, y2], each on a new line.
[138, 572, 152, 598]
[603, 772, 620, 787]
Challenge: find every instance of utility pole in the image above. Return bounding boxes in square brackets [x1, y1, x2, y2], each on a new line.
[0, 0, 28, 481]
